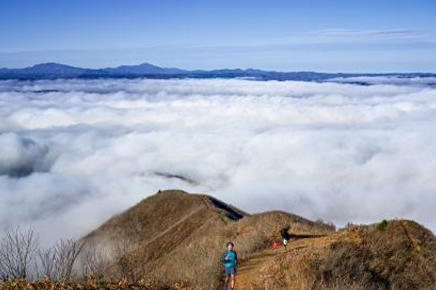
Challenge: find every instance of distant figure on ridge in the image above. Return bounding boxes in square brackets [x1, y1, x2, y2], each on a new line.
[280, 226, 291, 250]
[220, 242, 238, 290]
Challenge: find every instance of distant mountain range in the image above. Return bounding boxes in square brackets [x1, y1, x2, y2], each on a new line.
[0, 62, 435, 81]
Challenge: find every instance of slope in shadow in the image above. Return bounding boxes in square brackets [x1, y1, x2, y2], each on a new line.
[208, 196, 244, 221]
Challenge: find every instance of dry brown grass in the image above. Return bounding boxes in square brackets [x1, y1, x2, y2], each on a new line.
[0, 278, 201, 290]
[251, 220, 436, 290]
[76, 190, 436, 290]
[80, 190, 334, 289]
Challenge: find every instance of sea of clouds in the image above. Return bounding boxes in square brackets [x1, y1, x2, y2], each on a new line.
[0, 77, 435, 245]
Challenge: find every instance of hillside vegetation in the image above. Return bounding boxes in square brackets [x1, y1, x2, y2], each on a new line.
[236, 220, 436, 289]
[82, 190, 333, 288]
[2, 190, 435, 290]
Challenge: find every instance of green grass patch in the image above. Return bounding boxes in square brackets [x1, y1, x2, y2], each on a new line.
[376, 220, 388, 231]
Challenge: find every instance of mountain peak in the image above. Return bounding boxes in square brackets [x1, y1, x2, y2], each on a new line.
[80, 189, 436, 289]
[13, 62, 88, 75]
[30, 62, 83, 69]
[105, 62, 187, 75]
[31, 62, 66, 67]
[137, 62, 160, 67]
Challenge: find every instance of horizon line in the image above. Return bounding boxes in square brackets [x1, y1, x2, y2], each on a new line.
[1, 61, 436, 75]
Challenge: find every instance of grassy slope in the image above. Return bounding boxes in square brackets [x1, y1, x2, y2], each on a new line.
[83, 190, 333, 289]
[237, 220, 436, 290]
[81, 190, 436, 290]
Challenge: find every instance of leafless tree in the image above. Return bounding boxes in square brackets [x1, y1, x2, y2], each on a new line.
[81, 242, 110, 280]
[0, 263, 5, 280]
[111, 234, 138, 283]
[36, 238, 84, 281]
[37, 247, 56, 279]
[53, 239, 84, 281]
[0, 226, 38, 279]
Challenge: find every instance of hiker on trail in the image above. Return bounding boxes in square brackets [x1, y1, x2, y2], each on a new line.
[280, 227, 291, 250]
[220, 242, 238, 290]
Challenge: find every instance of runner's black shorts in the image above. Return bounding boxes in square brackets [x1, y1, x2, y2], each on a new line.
[225, 266, 236, 276]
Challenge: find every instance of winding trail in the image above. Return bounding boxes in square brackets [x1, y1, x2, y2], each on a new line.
[233, 235, 334, 290]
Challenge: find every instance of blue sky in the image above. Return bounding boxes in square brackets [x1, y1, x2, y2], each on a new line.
[0, 0, 435, 72]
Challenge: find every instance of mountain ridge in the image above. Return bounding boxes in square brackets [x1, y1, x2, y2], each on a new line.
[79, 189, 436, 290]
[1, 62, 435, 81]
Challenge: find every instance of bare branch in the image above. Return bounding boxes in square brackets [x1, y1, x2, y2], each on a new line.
[111, 235, 138, 283]
[53, 239, 85, 281]
[0, 225, 38, 279]
[81, 242, 110, 280]
[37, 247, 56, 279]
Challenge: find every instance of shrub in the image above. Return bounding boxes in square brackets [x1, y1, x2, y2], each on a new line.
[376, 220, 388, 231]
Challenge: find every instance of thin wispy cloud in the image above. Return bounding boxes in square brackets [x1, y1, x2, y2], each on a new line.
[1, 27, 435, 71]
[277, 28, 436, 45]
[317, 29, 419, 37]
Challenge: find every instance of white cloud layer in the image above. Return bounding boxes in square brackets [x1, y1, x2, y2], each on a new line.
[1, 78, 436, 245]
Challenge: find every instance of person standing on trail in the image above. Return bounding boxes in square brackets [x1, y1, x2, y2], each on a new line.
[280, 227, 291, 251]
[221, 242, 238, 290]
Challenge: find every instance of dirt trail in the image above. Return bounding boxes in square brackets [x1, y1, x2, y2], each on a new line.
[234, 235, 333, 290]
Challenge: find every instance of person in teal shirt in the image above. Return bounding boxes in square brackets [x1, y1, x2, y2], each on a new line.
[220, 242, 238, 290]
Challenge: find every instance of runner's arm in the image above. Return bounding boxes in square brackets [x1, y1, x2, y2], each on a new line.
[220, 252, 229, 262]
